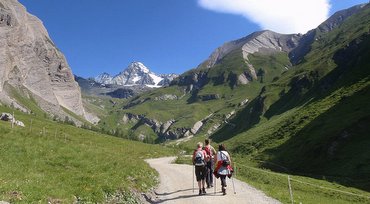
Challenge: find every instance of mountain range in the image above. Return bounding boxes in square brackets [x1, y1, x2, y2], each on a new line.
[94, 3, 370, 190]
[112, 3, 368, 140]
[94, 62, 178, 87]
[75, 62, 178, 99]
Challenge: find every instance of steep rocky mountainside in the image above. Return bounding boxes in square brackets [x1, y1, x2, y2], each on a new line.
[0, 0, 97, 124]
[171, 30, 298, 93]
[200, 30, 300, 69]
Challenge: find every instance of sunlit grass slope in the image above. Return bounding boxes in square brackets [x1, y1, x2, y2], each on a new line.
[0, 106, 174, 203]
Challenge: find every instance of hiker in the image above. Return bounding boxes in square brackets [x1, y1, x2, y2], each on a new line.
[204, 138, 216, 188]
[192, 142, 208, 195]
[214, 144, 233, 195]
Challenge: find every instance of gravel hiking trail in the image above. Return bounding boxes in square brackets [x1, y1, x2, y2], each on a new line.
[145, 157, 281, 204]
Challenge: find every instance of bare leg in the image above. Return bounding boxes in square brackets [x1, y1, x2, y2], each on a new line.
[198, 181, 202, 195]
[202, 179, 206, 194]
[220, 175, 227, 195]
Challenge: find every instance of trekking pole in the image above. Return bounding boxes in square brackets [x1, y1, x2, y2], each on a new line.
[231, 176, 236, 194]
[214, 175, 217, 194]
[193, 165, 195, 193]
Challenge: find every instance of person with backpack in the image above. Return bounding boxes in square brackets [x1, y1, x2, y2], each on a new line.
[192, 142, 208, 195]
[214, 144, 233, 195]
[204, 139, 216, 188]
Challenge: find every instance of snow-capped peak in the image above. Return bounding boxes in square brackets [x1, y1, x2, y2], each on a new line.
[94, 72, 113, 84]
[127, 62, 150, 74]
[94, 61, 178, 87]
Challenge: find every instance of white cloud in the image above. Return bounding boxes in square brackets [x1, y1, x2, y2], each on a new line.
[198, 0, 331, 34]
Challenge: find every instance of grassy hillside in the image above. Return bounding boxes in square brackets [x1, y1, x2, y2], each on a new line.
[0, 105, 174, 203]
[96, 48, 290, 142]
[174, 6, 370, 204]
[210, 3, 370, 192]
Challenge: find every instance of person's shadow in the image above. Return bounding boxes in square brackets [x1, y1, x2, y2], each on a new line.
[154, 188, 193, 196]
[144, 188, 224, 203]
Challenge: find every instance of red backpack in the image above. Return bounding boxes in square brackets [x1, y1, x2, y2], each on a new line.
[204, 146, 212, 161]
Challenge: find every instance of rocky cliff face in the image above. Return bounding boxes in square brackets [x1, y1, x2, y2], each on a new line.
[201, 30, 301, 69]
[174, 30, 301, 89]
[0, 0, 96, 123]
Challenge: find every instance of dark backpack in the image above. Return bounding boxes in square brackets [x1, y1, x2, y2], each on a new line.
[194, 150, 205, 166]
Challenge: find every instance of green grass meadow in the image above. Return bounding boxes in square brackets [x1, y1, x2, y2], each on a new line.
[232, 156, 370, 204]
[0, 106, 174, 203]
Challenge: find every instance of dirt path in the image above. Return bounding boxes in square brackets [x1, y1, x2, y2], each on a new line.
[145, 157, 281, 204]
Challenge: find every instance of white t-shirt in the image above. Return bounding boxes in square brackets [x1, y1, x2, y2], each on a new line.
[217, 150, 230, 162]
[216, 150, 231, 175]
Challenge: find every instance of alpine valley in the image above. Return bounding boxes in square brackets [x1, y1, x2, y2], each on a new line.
[96, 2, 370, 191]
[1, 0, 370, 203]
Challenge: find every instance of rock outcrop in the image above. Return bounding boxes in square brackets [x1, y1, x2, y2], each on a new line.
[198, 94, 220, 101]
[201, 30, 301, 69]
[191, 121, 203, 134]
[0, 0, 96, 123]
[122, 112, 210, 140]
[1, 112, 25, 127]
[0, 112, 13, 121]
[154, 94, 178, 101]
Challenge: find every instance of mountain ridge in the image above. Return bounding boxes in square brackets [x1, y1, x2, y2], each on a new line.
[94, 62, 178, 87]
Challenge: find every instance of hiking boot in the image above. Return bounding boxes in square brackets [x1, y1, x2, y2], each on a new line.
[202, 188, 206, 194]
[199, 189, 202, 195]
[222, 187, 226, 195]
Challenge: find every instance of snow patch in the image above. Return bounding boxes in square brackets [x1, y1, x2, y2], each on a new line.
[132, 75, 141, 83]
[149, 73, 163, 85]
[134, 62, 150, 73]
[146, 84, 162, 88]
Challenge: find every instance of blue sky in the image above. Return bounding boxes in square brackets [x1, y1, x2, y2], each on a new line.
[18, 0, 368, 78]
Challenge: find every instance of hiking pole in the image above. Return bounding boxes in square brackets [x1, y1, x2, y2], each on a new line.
[193, 166, 195, 193]
[231, 176, 236, 194]
[214, 176, 217, 194]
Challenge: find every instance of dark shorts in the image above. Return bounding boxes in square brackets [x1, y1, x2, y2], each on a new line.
[195, 165, 206, 181]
